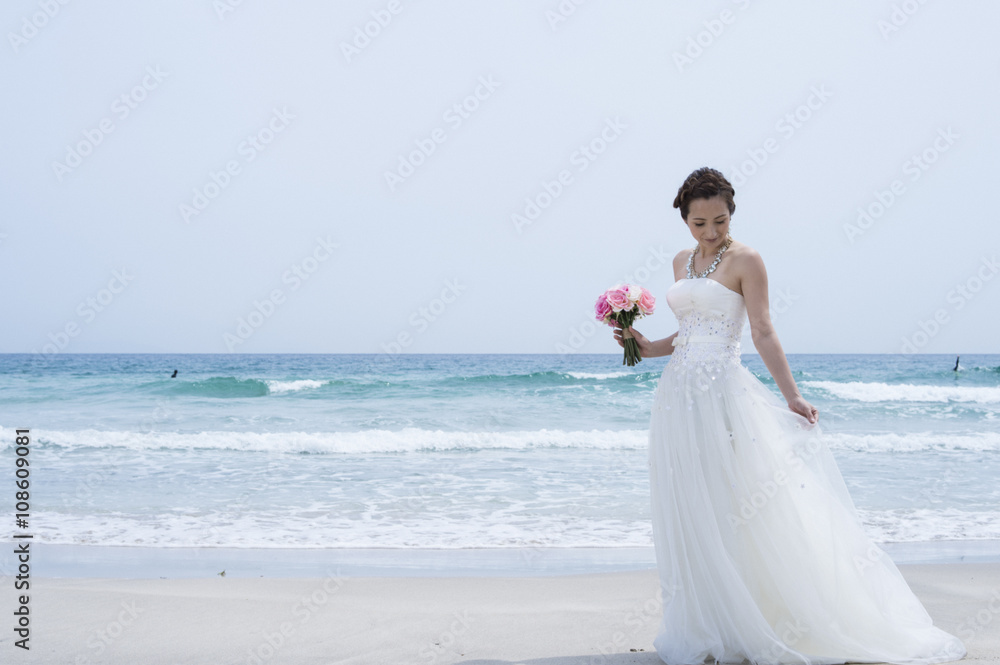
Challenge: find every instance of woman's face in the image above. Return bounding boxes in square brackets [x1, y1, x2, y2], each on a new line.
[685, 196, 731, 250]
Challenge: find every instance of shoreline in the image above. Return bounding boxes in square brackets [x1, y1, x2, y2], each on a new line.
[1, 564, 997, 664]
[4, 540, 1000, 579]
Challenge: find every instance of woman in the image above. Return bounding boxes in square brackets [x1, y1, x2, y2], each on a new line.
[613, 167, 966, 664]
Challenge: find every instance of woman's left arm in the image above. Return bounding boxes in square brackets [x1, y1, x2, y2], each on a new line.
[740, 251, 818, 423]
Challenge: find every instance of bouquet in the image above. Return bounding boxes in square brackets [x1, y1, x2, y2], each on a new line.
[595, 283, 655, 366]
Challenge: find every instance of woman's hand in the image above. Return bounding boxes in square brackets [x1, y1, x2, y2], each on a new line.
[787, 395, 818, 424]
[613, 324, 654, 359]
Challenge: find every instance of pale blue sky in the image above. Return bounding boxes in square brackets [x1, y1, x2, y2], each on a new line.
[2, 1, 998, 354]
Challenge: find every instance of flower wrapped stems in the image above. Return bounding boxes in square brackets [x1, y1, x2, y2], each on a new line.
[595, 284, 655, 366]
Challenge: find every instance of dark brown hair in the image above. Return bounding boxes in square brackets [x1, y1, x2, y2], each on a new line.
[672, 167, 736, 221]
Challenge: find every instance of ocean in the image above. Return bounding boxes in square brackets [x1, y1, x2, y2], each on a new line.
[1, 352, 998, 564]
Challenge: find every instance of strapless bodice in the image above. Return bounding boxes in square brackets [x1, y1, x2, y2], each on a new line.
[665, 278, 746, 369]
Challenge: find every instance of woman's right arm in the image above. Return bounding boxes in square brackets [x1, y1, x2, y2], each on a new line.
[646, 331, 679, 358]
[612, 325, 677, 358]
[612, 250, 686, 358]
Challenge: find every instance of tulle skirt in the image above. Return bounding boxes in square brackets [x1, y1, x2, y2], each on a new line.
[647, 355, 967, 665]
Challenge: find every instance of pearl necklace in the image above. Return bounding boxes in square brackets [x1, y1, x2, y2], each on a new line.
[687, 235, 732, 279]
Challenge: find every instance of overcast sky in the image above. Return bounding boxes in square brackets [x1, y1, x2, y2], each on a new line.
[2, 1, 998, 355]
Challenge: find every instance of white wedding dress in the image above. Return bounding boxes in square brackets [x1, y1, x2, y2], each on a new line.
[647, 277, 966, 665]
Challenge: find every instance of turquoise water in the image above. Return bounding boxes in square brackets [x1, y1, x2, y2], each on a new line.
[1, 353, 997, 550]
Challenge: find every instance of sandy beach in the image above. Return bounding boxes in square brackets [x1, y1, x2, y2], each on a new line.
[1, 560, 997, 665]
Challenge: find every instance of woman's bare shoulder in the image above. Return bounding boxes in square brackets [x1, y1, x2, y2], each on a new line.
[726, 241, 768, 291]
[728, 241, 764, 269]
[672, 248, 691, 271]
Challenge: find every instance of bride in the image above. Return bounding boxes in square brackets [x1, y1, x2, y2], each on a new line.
[613, 167, 966, 664]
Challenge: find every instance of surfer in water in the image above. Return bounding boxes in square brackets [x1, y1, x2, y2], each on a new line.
[171, 369, 178, 378]
[953, 356, 960, 372]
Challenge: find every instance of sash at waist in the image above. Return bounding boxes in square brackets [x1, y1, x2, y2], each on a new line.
[672, 334, 737, 347]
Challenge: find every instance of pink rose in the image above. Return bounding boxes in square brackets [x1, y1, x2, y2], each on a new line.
[638, 289, 656, 316]
[594, 295, 613, 323]
[606, 288, 631, 313]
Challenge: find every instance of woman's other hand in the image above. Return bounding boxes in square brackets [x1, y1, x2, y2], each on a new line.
[787, 395, 819, 424]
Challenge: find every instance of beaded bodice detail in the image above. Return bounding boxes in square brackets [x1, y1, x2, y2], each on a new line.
[665, 278, 746, 371]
